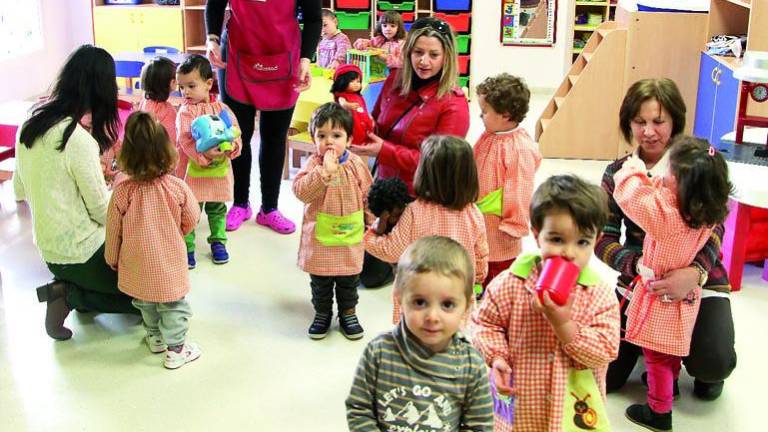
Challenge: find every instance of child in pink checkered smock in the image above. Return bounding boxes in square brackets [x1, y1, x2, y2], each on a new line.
[613, 136, 731, 430]
[364, 135, 489, 324]
[175, 55, 241, 268]
[293, 103, 373, 341]
[353, 11, 406, 70]
[472, 175, 620, 432]
[317, 9, 351, 69]
[138, 56, 181, 177]
[105, 112, 202, 370]
[473, 74, 541, 293]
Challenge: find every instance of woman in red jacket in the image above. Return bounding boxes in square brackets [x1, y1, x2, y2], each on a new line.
[350, 17, 470, 287]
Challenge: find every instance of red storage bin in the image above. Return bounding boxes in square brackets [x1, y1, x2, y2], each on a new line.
[336, 0, 370, 9]
[458, 55, 469, 74]
[434, 12, 470, 32]
[377, 11, 415, 22]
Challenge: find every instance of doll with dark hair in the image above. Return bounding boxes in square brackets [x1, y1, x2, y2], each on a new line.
[367, 177, 413, 235]
[331, 64, 374, 145]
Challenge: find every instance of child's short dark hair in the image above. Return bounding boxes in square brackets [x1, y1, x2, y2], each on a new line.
[669, 135, 732, 228]
[531, 175, 608, 237]
[330, 71, 361, 94]
[414, 135, 478, 211]
[476, 73, 530, 124]
[394, 236, 474, 303]
[177, 54, 213, 81]
[368, 177, 413, 217]
[141, 56, 176, 102]
[375, 11, 406, 41]
[309, 102, 354, 139]
[321, 8, 337, 20]
[119, 112, 177, 181]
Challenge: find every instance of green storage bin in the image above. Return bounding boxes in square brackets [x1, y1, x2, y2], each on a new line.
[457, 76, 469, 88]
[337, 11, 372, 30]
[457, 35, 471, 54]
[377, 1, 415, 11]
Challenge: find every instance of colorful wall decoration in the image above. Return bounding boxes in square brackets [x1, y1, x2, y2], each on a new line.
[501, 0, 557, 46]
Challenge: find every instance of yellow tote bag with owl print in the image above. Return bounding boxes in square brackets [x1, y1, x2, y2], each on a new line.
[562, 369, 611, 431]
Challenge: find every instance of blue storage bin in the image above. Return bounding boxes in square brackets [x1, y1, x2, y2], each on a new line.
[435, 0, 471, 11]
[105, 0, 142, 4]
[404, 22, 413, 31]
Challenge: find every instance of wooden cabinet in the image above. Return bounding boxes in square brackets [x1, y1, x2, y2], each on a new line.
[93, 3, 183, 53]
[694, 52, 740, 144]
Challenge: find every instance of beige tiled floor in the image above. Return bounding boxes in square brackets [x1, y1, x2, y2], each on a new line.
[1, 93, 765, 431]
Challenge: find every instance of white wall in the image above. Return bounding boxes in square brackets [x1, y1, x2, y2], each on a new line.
[0, 0, 94, 103]
[469, 0, 572, 92]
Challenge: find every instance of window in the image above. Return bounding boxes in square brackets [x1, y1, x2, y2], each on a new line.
[0, 0, 43, 61]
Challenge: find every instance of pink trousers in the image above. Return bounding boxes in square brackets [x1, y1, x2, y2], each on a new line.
[643, 348, 681, 413]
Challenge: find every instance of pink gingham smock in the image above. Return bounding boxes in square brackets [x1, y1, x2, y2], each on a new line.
[105, 175, 201, 303]
[613, 162, 712, 357]
[176, 101, 242, 202]
[474, 129, 541, 262]
[293, 152, 374, 276]
[472, 254, 620, 432]
[139, 99, 181, 177]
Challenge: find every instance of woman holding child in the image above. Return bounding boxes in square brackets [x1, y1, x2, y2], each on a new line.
[596, 78, 737, 401]
[351, 16, 471, 288]
[14, 45, 138, 340]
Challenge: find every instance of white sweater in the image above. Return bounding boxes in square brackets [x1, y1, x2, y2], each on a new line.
[13, 118, 109, 264]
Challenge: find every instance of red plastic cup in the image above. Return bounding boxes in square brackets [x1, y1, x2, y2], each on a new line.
[536, 256, 580, 306]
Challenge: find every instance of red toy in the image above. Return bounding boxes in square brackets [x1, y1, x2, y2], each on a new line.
[536, 256, 580, 306]
[332, 64, 374, 145]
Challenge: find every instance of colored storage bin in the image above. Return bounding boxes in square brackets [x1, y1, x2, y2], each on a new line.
[404, 22, 413, 31]
[458, 55, 469, 74]
[105, 0, 141, 4]
[456, 34, 471, 53]
[434, 12, 471, 32]
[378, 1, 415, 11]
[457, 76, 469, 88]
[336, 0, 370, 8]
[337, 11, 372, 30]
[435, 0, 471, 11]
[377, 11, 415, 22]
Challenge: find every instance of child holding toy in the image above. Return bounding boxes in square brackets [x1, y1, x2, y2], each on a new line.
[614, 136, 731, 432]
[346, 236, 494, 431]
[474, 74, 541, 292]
[176, 54, 241, 269]
[331, 64, 374, 145]
[363, 135, 488, 323]
[293, 103, 373, 341]
[105, 112, 201, 369]
[353, 11, 406, 69]
[472, 175, 620, 432]
[139, 56, 181, 176]
[317, 9, 351, 69]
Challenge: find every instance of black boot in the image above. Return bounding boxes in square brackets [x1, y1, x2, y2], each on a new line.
[626, 404, 672, 431]
[36, 280, 72, 340]
[693, 379, 724, 401]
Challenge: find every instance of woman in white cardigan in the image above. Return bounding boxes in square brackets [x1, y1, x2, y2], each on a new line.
[14, 45, 138, 340]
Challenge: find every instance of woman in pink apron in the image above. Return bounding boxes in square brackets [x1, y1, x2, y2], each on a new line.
[205, 0, 322, 233]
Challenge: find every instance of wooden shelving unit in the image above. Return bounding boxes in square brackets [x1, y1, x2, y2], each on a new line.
[571, 0, 616, 62]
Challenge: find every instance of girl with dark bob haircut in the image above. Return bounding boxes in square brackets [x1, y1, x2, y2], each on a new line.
[414, 135, 479, 211]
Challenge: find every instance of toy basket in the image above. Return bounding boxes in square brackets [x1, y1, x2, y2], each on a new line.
[346, 49, 389, 84]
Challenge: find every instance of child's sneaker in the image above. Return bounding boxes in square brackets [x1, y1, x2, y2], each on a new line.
[163, 342, 201, 369]
[211, 242, 229, 264]
[625, 404, 672, 431]
[145, 333, 167, 354]
[256, 208, 296, 234]
[225, 204, 253, 232]
[339, 309, 364, 340]
[187, 252, 196, 269]
[308, 312, 332, 340]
